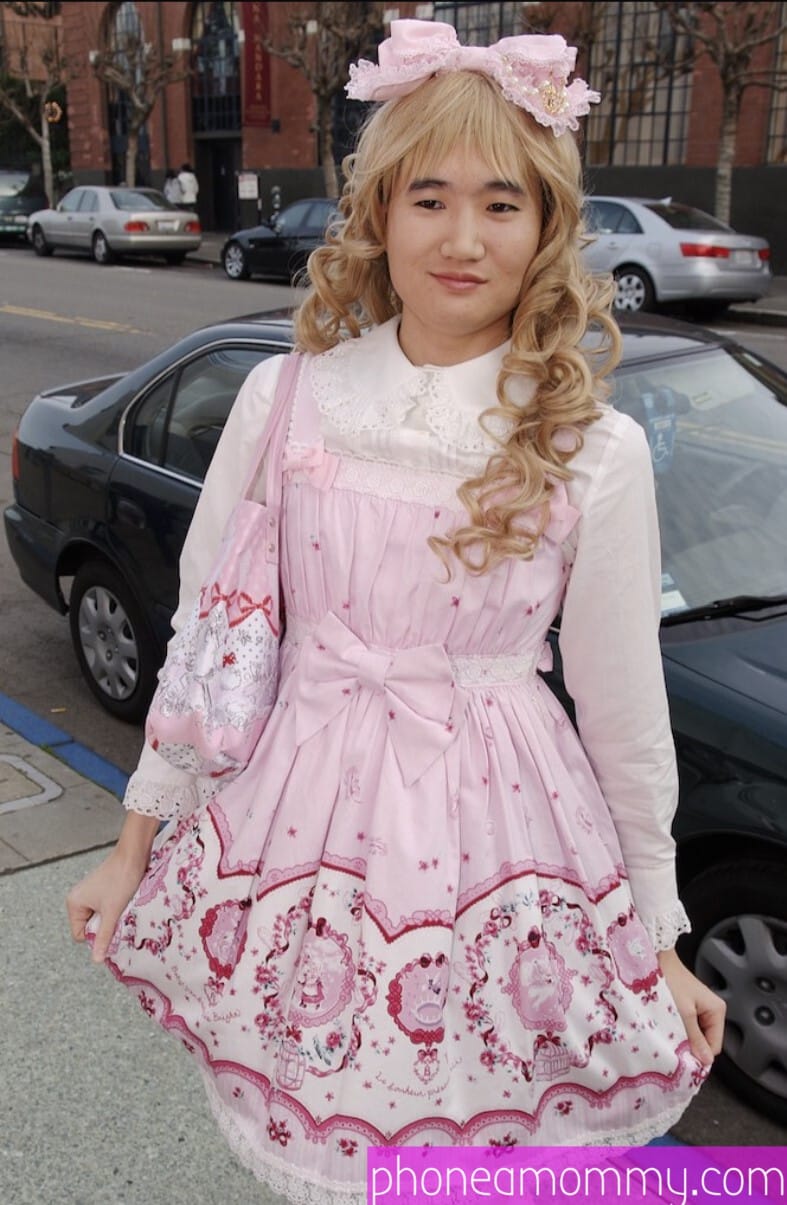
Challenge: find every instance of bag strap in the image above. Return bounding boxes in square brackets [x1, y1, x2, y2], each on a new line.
[238, 351, 303, 501]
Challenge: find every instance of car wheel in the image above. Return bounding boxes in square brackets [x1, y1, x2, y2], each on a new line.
[223, 240, 250, 280]
[68, 560, 159, 722]
[92, 230, 114, 265]
[678, 860, 787, 1124]
[31, 224, 53, 257]
[613, 265, 655, 313]
[164, 251, 186, 266]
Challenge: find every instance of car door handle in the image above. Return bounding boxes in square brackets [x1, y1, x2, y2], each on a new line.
[116, 498, 146, 529]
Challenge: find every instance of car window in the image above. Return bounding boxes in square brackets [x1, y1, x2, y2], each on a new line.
[0, 172, 28, 197]
[585, 201, 640, 235]
[110, 188, 173, 211]
[126, 346, 279, 481]
[645, 202, 732, 232]
[275, 201, 313, 233]
[611, 348, 787, 615]
[59, 190, 83, 213]
[78, 190, 99, 213]
[303, 201, 334, 235]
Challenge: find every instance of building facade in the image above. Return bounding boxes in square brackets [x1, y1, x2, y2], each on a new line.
[5, 1, 785, 260]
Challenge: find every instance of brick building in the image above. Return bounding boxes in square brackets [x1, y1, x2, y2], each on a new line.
[4, 1, 785, 260]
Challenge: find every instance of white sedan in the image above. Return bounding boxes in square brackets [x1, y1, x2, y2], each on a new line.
[27, 185, 201, 265]
[583, 195, 771, 316]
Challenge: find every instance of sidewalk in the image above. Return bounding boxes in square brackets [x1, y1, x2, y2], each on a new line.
[191, 232, 787, 327]
[0, 693, 282, 1205]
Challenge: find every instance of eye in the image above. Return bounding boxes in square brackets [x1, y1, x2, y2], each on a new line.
[488, 202, 520, 214]
[414, 198, 444, 210]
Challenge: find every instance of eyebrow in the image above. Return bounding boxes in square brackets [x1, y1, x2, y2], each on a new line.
[407, 177, 525, 196]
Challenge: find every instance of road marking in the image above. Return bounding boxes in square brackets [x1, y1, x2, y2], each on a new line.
[0, 302, 147, 334]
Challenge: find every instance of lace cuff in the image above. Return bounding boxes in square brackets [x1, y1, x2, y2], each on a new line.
[643, 901, 691, 952]
[123, 773, 200, 822]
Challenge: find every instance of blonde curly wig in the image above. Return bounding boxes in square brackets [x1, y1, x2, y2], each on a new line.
[295, 70, 621, 575]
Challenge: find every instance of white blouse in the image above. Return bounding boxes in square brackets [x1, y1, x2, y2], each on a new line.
[125, 317, 689, 952]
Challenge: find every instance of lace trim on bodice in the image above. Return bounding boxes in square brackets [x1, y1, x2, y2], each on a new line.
[333, 455, 465, 509]
[309, 339, 511, 453]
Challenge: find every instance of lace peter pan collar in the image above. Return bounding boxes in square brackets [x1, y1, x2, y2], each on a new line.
[309, 317, 535, 456]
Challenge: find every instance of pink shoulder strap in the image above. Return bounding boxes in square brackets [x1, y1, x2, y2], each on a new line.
[239, 352, 303, 501]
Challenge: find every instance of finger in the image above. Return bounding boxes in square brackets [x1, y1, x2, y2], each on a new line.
[91, 913, 114, 964]
[683, 1010, 714, 1066]
[698, 1003, 726, 1056]
[66, 896, 93, 942]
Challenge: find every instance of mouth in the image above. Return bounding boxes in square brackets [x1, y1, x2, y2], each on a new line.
[430, 273, 486, 290]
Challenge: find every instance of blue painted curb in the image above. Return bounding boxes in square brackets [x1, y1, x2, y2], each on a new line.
[0, 692, 128, 799]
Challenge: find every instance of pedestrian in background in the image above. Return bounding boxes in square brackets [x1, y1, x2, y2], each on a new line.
[162, 169, 182, 205]
[67, 19, 724, 1204]
[177, 162, 199, 207]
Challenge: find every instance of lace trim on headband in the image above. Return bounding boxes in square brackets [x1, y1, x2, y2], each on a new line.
[310, 341, 511, 454]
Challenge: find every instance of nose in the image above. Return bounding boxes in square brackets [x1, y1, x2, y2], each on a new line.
[440, 207, 484, 261]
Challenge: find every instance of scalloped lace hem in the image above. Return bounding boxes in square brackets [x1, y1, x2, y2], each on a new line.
[202, 1079, 700, 1205]
[123, 775, 200, 821]
[644, 902, 692, 952]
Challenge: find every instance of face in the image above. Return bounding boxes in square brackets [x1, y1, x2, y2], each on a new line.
[384, 146, 543, 367]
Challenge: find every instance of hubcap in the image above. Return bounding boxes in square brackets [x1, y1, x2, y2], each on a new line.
[77, 585, 138, 699]
[95, 235, 107, 262]
[614, 273, 647, 312]
[696, 913, 787, 1098]
[225, 244, 245, 278]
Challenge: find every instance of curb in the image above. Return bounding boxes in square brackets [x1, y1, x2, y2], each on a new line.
[0, 691, 128, 799]
[725, 306, 787, 328]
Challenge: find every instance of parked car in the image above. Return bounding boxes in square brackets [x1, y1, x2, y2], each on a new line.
[5, 312, 787, 1123]
[27, 185, 201, 265]
[583, 196, 771, 316]
[0, 167, 49, 239]
[221, 197, 336, 282]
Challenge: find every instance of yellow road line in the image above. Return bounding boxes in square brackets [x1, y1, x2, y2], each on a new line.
[0, 303, 146, 335]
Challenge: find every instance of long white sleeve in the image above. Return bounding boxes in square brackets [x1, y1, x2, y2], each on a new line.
[559, 411, 689, 950]
[123, 354, 286, 819]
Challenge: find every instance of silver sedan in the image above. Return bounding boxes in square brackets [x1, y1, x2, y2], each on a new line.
[27, 185, 201, 265]
[583, 195, 771, 316]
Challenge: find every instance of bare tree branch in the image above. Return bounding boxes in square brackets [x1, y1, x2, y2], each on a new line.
[655, 2, 786, 222]
[89, 25, 191, 186]
[264, 1, 385, 196]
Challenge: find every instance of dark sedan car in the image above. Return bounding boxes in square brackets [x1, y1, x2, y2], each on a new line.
[5, 313, 787, 1123]
[0, 167, 49, 239]
[221, 198, 336, 282]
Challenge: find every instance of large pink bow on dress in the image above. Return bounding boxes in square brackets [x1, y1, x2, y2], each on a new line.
[346, 19, 600, 135]
[291, 611, 468, 786]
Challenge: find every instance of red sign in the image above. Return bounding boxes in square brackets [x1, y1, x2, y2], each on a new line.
[242, 1, 271, 127]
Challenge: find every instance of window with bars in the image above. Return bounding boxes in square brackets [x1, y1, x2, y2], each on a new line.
[191, 0, 241, 134]
[432, 1, 523, 43]
[766, 3, 787, 163]
[585, 1, 692, 167]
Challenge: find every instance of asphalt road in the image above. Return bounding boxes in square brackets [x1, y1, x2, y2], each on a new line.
[2, 242, 786, 1152]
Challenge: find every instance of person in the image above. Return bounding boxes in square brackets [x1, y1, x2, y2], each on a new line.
[66, 20, 725, 1204]
[177, 161, 199, 206]
[162, 168, 182, 205]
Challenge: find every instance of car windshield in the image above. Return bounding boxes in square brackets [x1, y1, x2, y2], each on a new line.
[645, 202, 732, 232]
[0, 172, 28, 197]
[611, 347, 787, 617]
[110, 189, 175, 211]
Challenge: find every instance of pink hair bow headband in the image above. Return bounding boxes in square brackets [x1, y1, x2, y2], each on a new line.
[346, 19, 600, 136]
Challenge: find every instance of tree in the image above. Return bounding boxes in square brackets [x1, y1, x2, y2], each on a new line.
[656, 1, 787, 223]
[88, 5, 190, 188]
[264, 1, 385, 197]
[0, 1, 69, 203]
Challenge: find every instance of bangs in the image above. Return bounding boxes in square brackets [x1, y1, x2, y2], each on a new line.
[358, 72, 544, 201]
